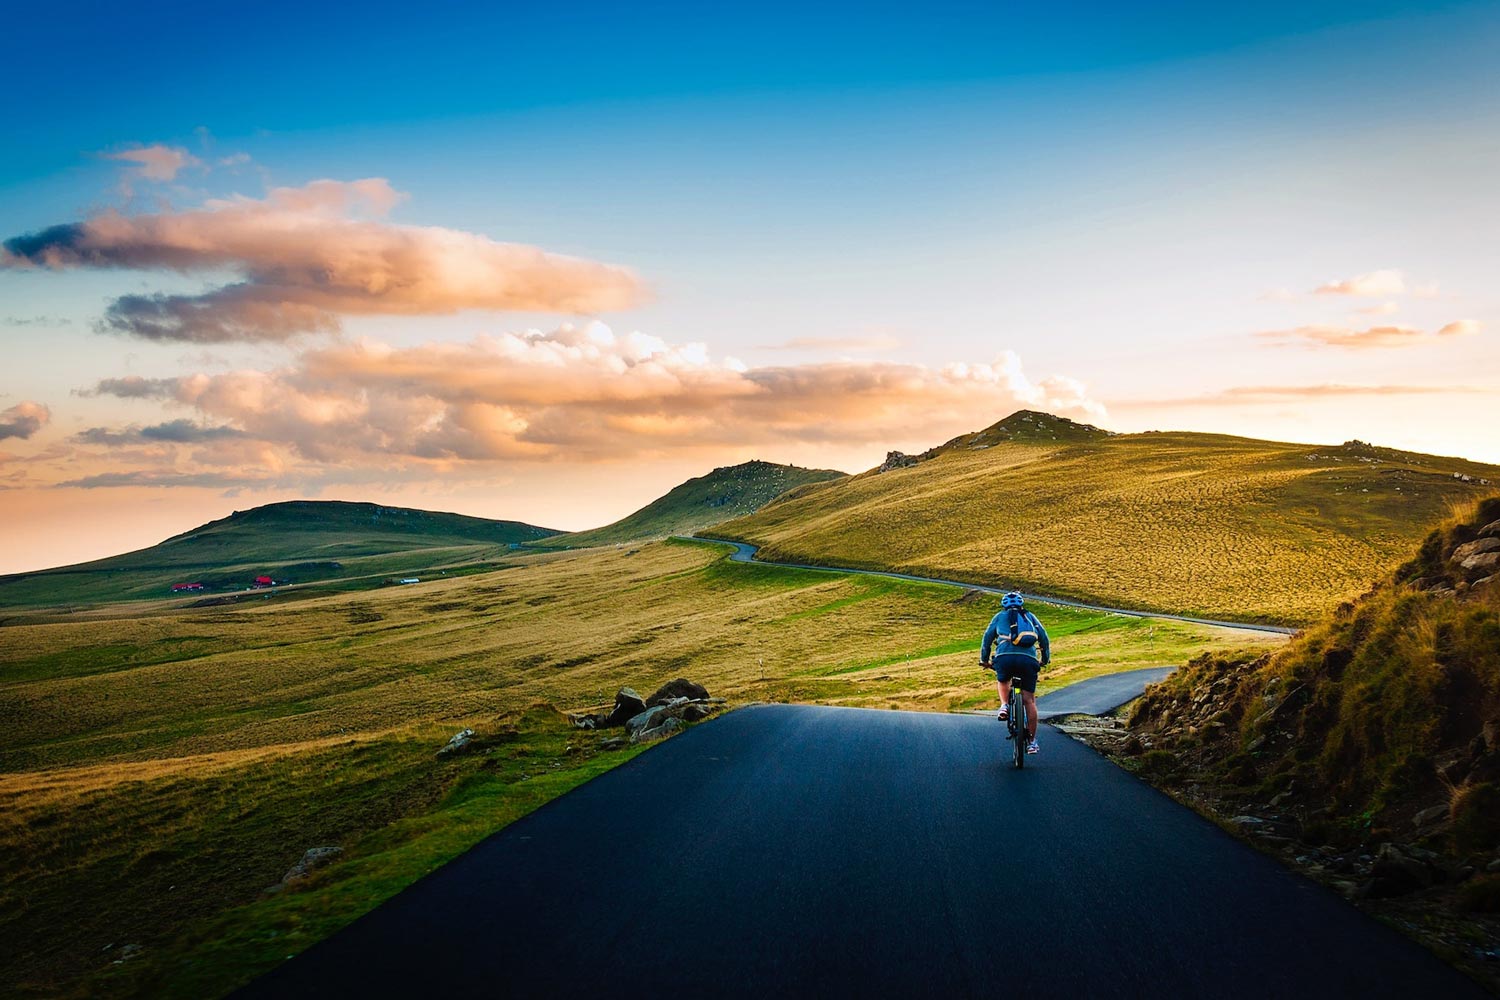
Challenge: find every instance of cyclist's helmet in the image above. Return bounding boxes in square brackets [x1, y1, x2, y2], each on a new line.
[1001, 591, 1025, 610]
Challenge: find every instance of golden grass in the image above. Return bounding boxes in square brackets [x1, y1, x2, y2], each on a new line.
[713, 430, 1500, 624]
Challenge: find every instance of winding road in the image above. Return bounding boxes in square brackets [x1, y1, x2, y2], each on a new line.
[688, 537, 1298, 636]
[237, 705, 1483, 998]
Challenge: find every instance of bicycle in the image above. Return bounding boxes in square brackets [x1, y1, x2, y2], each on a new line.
[983, 659, 1032, 769]
[1004, 672, 1029, 770]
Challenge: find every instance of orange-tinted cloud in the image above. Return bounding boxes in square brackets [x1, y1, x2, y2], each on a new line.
[102, 143, 202, 182]
[1437, 319, 1482, 338]
[0, 401, 50, 440]
[1313, 268, 1406, 297]
[1255, 319, 1481, 349]
[1, 179, 645, 342]
[79, 323, 1104, 473]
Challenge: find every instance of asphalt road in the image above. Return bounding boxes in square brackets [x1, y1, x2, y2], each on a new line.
[237, 706, 1484, 999]
[1033, 667, 1176, 719]
[689, 537, 1298, 636]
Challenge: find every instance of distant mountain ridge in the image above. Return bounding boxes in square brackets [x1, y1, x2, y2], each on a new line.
[163, 500, 556, 547]
[0, 500, 560, 608]
[711, 410, 1500, 624]
[547, 460, 847, 548]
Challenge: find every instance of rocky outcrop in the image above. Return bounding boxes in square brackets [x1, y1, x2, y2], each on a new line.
[647, 678, 709, 706]
[282, 846, 343, 883]
[1452, 538, 1500, 576]
[625, 705, 667, 737]
[878, 451, 921, 473]
[605, 687, 650, 726]
[571, 681, 723, 743]
[437, 728, 477, 756]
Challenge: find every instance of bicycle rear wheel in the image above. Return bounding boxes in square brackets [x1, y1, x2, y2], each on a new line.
[1011, 691, 1025, 769]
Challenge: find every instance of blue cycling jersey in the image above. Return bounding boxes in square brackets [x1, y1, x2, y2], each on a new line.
[981, 608, 1050, 665]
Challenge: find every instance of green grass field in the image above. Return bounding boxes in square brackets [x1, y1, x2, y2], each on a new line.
[0, 538, 1275, 998]
[712, 412, 1500, 625]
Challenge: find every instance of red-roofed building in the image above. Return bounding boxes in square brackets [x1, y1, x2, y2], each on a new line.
[252, 575, 275, 588]
[171, 582, 205, 592]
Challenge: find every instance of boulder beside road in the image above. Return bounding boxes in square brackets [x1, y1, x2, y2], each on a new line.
[646, 678, 709, 706]
[571, 680, 723, 742]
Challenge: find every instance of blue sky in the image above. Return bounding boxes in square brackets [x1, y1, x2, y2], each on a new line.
[1, 1, 1498, 570]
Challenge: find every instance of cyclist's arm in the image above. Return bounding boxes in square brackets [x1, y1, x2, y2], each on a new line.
[980, 619, 1000, 664]
[1038, 622, 1051, 666]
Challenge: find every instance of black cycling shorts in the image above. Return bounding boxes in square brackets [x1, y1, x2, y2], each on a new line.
[991, 653, 1040, 693]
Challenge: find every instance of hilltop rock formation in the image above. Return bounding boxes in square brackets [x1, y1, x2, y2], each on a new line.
[879, 451, 921, 472]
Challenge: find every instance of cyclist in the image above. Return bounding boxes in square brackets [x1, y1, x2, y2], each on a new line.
[980, 592, 1050, 755]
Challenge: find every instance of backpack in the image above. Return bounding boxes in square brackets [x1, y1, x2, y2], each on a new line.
[1009, 609, 1039, 649]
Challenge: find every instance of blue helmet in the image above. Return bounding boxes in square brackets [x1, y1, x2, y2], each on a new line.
[1001, 591, 1025, 610]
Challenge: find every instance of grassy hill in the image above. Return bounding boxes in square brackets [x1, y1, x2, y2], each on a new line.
[0, 500, 561, 608]
[710, 410, 1500, 625]
[545, 460, 846, 548]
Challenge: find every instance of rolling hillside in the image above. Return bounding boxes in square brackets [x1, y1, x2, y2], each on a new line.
[0, 501, 560, 608]
[545, 460, 846, 548]
[710, 411, 1500, 624]
[0, 538, 1270, 997]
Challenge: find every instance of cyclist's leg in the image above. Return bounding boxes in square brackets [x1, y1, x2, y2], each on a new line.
[1014, 661, 1041, 739]
[997, 676, 1011, 704]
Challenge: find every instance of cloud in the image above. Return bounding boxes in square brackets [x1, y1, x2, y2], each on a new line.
[1, 179, 645, 342]
[80, 376, 182, 399]
[1313, 268, 1406, 297]
[83, 322, 1105, 467]
[1437, 319, 1482, 338]
[74, 420, 245, 446]
[1255, 319, 1481, 349]
[103, 143, 202, 182]
[1, 315, 70, 327]
[0, 401, 50, 440]
[57, 470, 266, 490]
[1355, 301, 1399, 316]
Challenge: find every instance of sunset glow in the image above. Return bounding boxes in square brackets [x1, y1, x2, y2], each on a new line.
[3, 0, 1498, 573]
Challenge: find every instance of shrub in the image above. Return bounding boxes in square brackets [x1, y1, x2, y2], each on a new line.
[1452, 783, 1500, 853]
[1457, 875, 1500, 913]
[1135, 749, 1179, 780]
